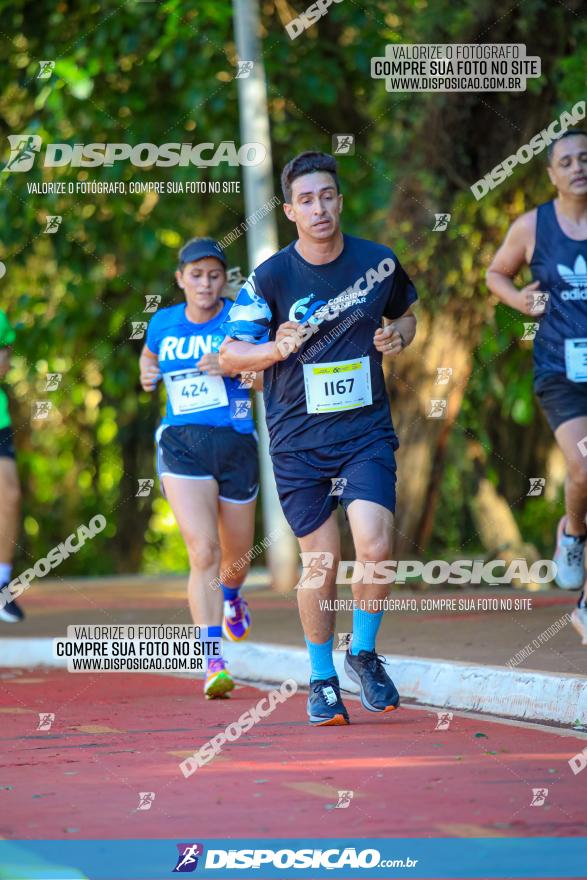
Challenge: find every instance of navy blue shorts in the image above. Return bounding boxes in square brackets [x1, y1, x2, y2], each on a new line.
[535, 373, 587, 432]
[271, 435, 397, 538]
[0, 427, 15, 459]
[156, 424, 259, 504]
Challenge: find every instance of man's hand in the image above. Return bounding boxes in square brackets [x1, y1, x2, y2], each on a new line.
[517, 280, 548, 316]
[274, 321, 308, 361]
[374, 324, 405, 356]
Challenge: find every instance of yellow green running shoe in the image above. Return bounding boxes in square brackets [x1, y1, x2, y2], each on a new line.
[204, 658, 235, 699]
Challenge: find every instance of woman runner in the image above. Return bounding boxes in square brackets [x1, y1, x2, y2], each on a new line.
[139, 238, 260, 697]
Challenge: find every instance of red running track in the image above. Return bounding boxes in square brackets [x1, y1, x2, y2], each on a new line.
[0, 667, 585, 840]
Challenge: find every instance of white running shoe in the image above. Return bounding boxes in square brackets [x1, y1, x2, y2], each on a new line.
[553, 517, 585, 590]
[571, 607, 587, 645]
[0, 583, 24, 623]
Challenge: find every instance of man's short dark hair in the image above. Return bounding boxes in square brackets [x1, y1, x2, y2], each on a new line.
[547, 129, 587, 164]
[281, 151, 340, 202]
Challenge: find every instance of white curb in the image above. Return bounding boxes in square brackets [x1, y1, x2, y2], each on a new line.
[222, 642, 587, 726]
[1, 638, 585, 726]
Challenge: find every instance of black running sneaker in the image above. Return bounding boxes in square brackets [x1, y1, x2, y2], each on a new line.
[307, 676, 350, 726]
[0, 584, 24, 623]
[344, 650, 399, 713]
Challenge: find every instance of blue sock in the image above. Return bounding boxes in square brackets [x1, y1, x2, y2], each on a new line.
[351, 609, 384, 655]
[305, 635, 336, 683]
[221, 583, 240, 601]
[206, 625, 222, 668]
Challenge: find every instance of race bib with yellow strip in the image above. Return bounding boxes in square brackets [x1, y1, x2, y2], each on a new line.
[164, 368, 228, 415]
[303, 357, 372, 414]
[565, 338, 587, 382]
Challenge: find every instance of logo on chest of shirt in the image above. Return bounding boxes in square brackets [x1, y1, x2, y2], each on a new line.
[559, 255, 587, 300]
[159, 334, 224, 361]
[288, 294, 327, 323]
[289, 257, 396, 327]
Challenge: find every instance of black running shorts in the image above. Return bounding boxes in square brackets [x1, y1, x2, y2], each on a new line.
[535, 373, 587, 432]
[156, 424, 259, 503]
[0, 427, 15, 459]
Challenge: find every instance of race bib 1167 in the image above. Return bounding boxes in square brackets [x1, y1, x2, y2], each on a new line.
[303, 357, 372, 414]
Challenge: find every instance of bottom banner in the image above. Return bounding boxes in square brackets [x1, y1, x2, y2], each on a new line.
[0, 838, 585, 879]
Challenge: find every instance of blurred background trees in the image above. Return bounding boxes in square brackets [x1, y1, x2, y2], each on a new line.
[0, 0, 585, 576]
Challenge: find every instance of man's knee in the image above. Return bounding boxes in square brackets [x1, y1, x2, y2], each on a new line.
[355, 535, 391, 564]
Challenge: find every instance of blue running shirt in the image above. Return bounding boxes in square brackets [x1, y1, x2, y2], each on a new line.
[221, 234, 417, 453]
[146, 299, 254, 433]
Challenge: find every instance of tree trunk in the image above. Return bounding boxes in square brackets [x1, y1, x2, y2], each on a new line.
[233, 0, 299, 592]
[115, 417, 153, 573]
[389, 309, 474, 558]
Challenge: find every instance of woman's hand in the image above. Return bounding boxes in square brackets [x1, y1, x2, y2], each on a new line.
[198, 352, 236, 377]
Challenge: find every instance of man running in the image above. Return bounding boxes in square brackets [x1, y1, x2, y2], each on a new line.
[219, 151, 417, 725]
[486, 129, 587, 644]
[140, 238, 260, 697]
[0, 310, 23, 623]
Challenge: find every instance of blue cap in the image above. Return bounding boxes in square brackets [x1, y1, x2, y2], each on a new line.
[178, 238, 227, 268]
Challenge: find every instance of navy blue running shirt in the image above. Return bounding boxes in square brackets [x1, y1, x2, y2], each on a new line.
[531, 200, 587, 385]
[146, 299, 255, 433]
[221, 234, 417, 453]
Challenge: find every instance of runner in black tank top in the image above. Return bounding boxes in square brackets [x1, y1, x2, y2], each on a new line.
[486, 130, 587, 646]
[531, 200, 587, 382]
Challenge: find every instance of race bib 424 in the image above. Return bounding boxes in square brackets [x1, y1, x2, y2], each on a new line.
[163, 368, 228, 415]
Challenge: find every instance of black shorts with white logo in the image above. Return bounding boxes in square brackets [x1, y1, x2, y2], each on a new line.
[156, 424, 259, 503]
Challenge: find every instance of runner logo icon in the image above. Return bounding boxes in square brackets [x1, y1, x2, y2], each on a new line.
[335, 790, 354, 808]
[37, 61, 55, 79]
[137, 792, 155, 810]
[37, 713, 55, 731]
[4, 134, 42, 172]
[435, 711, 453, 730]
[336, 632, 352, 650]
[298, 552, 335, 589]
[44, 215, 62, 233]
[530, 788, 549, 806]
[332, 134, 355, 155]
[527, 478, 545, 496]
[329, 477, 347, 496]
[522, 322, 539, 340]
[144, 295, 161, 313]
[432, 213, 451, 231]
[173, 843, 204, 872]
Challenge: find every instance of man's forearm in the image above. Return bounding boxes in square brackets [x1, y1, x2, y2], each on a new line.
[486, 270, 519, 309]
[219, 339, 279, 373]
[394, 315, 417, 348]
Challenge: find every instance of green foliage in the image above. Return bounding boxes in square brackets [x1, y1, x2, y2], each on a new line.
[0, 0, 585, 572]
